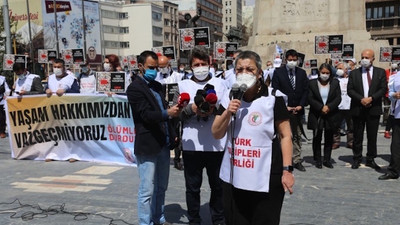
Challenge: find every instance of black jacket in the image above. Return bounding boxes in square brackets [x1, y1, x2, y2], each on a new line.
[272, 66, 309, 115]
[126, 76, 176, 156]
[307, 79, 341, 130]
[347, 66, 387, 116]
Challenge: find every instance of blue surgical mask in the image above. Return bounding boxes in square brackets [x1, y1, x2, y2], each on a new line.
[143, 68, 157, 81]
[81, 67, 89, 74]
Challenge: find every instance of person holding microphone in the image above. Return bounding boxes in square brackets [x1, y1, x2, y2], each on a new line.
[212, 50, 294, 225]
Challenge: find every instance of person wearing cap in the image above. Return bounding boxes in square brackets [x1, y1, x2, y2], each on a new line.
[347, 49, 387, 170]
[346, 58, 357, 72]
[272, 49, 309, 172]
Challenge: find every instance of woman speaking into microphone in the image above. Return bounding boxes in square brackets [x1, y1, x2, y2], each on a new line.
[212, 51, 294, 225]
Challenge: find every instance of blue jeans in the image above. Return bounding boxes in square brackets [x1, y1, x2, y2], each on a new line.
[136, 146, 170, 225]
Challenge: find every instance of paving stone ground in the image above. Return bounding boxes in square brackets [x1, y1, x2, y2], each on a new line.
[0, 122, 398, 225]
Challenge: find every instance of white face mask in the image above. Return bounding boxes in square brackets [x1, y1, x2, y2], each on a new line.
[336, 69, 344, 77]
[267, 66, 273, 70]
[236, 73, 257, 89]
[54, 68, 63, 77]
[319, 74, 330, 81]
[103, 63, 111, 72]
[360, 58, 371, 68]
[391, 63, 398, 70]
[159, 67, 169, 75]
[287, 60, 298, 69]
[192, 66, 209, 81]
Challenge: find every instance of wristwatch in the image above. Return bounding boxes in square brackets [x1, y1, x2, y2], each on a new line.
[283, 165, 293, 172]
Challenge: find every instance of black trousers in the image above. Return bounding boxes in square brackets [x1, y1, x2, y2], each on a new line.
[388, 119, 400, 176]
[183, 151, 224, 224]
[352, 113, 380, 162]
[222, 174, 285, 225]
[312, 128, 334, 162]
[0, 105, 6, 133]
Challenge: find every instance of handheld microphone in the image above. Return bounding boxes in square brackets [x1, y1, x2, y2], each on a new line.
[205, 93, 217, 106]
[237, 84, 248, 100]
[204, 84, 215, 92]
[196, 89, 207, 98]
[206, 89, 216, 95]
[230, 83, 239, 100]
[194, 95, 204, 107]
[200, 101, 210, 113]
[230, 83, 247, 100]
[177, 92, 190, 108]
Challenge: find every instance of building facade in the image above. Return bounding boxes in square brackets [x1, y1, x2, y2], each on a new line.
[99, 0, 164, 56]
[222, 0, 242, 41]
[366, 0, 400, 46]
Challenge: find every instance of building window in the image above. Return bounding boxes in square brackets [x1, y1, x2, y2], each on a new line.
[385, 6, 395, 18]
[378, 7, 383, 18]
[165, 19, 170, 26]
[164, 5, 169, 13]
[225, 17, 228, 22]
[153, 41, 163, 47]
[152, 12, 162, 21]
[119, 12, 128, 19]
[104, 41, 129, 49]
[373, 8, 378, 19]
[152, 26, 163, 35]
[366, 8, 371, 19]
[120, 42, 130, 48]
[165, 33, 170, 41]
[103, 25, 129, 34]
[388, 38, 393, 45]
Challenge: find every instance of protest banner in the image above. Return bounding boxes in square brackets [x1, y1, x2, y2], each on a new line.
[5, 94, 136, 166]
[38, 50, 48, 63]
[380, 47, 392, 62]
[96, 72, 126, 93]
[328, 35, 343, 53]
[214, 42, 238, 60]
[179, 27, 210, 50]
[342, 44, 354, 60]
[72, 48, 85, 64]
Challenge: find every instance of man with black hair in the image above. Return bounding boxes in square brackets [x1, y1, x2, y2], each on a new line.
[127, 50, 181, 225]
[12, 63, 44, 96]
[45, 59, 80, 96]
[178, 46, 227, 225]
[272, 49, 309, 172]
[78, 61, 96, 94]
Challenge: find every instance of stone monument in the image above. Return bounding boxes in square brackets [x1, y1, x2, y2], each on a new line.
[246, 0, 390, 69]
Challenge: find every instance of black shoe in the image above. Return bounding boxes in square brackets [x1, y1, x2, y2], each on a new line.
[323, 161, 334, 169]
[378, 173, 399, 180]
[365, 159, 381, 170]
[294, 162, 306, 171]
[315, 162, 322, 169]
[174, 161, 184, 171]
[351, 161, 360, 169]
